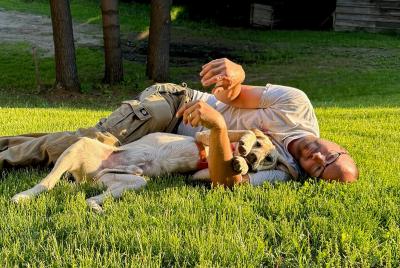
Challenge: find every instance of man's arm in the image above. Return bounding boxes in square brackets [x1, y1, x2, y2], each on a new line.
[176, 100, 243, 187]
[200, 58, 265, 109]
[214, 84, 265, 109]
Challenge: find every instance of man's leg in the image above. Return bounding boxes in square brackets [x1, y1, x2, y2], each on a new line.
[0, 133, 48, 152]
[0, 127, 118, 170]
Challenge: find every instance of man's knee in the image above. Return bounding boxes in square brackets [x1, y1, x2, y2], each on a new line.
[96, 83, 191, 144]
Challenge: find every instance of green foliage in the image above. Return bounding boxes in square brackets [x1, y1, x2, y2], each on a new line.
[0, 0, 400, 266]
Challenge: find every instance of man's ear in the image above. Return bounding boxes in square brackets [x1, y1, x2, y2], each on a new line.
[276, 155, 298, 179]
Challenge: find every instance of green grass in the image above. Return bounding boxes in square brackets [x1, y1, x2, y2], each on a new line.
[1, 0, 400, 266]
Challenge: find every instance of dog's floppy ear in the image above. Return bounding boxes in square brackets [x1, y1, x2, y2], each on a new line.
[276, 155, 299, 179]
[250, 128, 265, 138]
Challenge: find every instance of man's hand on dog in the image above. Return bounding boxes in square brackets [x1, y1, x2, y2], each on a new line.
[176, 100, 226, 130]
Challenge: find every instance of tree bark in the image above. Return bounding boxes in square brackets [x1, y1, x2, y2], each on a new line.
[101, 0, 124, 84]
[49, 0, 80, 92]
[146, 0, 172, 82]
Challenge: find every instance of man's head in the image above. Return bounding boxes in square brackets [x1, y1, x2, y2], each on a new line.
[289, 136, 359, 182]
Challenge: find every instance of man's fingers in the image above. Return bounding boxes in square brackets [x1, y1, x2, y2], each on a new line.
[202, 74, 230, 88]
[201, 66, 226, 85]
[177, 101, 199, 124]
[188, 111, 201, 127]
[176, 101, 197, 117]
[201, 58, 225, 72]
[199, 63, 215, 77]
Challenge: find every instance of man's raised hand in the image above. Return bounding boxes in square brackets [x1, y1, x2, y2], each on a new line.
[200, 58, 245, 93]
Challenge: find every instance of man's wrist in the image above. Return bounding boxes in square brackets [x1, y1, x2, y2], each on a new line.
[210, 125, 228, 132]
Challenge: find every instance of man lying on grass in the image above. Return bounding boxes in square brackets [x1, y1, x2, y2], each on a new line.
[0, 58, 358, 186]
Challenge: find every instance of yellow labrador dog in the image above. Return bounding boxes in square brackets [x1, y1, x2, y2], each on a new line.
[12, 129, 294, 212]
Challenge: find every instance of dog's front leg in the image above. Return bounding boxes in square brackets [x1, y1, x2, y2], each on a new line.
[232, 156, 249, 175]
[86, 174, 147, 213]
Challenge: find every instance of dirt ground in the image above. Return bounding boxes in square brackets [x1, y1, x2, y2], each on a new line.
[0, 8, 262, 66]
[0, 8, 103, 56]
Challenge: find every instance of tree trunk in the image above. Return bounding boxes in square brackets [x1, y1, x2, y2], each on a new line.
[146, 0, 172, 82]
[49, 0, 80, 92]
[101, 0, 124, 84]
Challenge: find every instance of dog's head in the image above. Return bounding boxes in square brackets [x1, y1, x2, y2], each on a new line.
[241, 128, 278, 172]
[241, 129, 298, 178]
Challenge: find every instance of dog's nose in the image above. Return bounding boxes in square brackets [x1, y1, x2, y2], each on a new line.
[247, 152, 258, 164]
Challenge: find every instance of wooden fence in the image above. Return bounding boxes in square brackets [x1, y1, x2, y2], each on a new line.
[335, 0, 400, 33]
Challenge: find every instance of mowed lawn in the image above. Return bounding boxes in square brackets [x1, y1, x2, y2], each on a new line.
[0, 0, 400, 266]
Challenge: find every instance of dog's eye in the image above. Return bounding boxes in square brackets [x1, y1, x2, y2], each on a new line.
[255, 141, 262, 147]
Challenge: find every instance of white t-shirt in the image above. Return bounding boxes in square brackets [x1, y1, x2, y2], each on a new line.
[176, 84, 320, 182]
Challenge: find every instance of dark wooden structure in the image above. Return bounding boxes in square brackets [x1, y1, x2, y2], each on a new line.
[250, 3, 274, 28]
[335, 0, 400, 33]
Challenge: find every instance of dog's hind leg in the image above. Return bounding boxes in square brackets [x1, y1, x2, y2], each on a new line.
[11, 138, 107, 203]
[86, 174, 147, 212]
[11, 147, 81, 203]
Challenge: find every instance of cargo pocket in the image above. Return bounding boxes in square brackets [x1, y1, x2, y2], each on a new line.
[101, 101, 138, 129]
[102, 95, 174, 144]
[99, 100, 149, 141]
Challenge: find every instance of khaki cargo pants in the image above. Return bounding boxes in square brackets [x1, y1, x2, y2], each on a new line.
[0, 83, 193, 170]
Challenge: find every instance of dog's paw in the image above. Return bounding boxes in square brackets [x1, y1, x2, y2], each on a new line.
[86, 199, 104, 214]
[11, 193, 33, 203]
[238, 140, 251, 156]
[232, 156, 249, 175]
[191, 169, 211, 181]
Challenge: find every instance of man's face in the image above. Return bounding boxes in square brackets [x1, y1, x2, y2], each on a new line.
[295, 136, 348, 180]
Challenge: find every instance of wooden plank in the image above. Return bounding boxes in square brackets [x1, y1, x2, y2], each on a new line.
[252, 3, 273, 12]
[253, 10, 272, 20]
[335, 12, 400, 22]
[379, 0, 400, 7]
[335, 17, 400, 28]
[336, 6, 381, 15]
[337, 0, 400, 9]
[337, 0, 376, 6]
[335, 19, 377, 27]
[335, 24, 400, 33]
[336, 6, 400, 16]
[337, 2, 400, 11]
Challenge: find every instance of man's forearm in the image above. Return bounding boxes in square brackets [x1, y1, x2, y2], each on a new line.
[213, 83, 242, 105]
[208, 127, 243, 188]
[214, 85, 264, 109]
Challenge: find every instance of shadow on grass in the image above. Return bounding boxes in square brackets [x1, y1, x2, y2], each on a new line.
[1, 87, 400, 111]
[0, 166, 212, 201]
